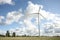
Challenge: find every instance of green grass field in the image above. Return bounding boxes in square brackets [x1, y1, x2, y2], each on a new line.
[0, 37, 60, 40]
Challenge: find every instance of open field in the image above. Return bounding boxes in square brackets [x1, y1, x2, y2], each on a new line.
[0, 37, 60, 40]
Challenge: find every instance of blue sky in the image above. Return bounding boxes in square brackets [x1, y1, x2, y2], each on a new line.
[0, 0, 60, 16]
[0, 0, 60, 36]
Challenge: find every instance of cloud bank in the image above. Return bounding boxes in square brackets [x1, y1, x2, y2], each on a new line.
[0, 1, 60, 36]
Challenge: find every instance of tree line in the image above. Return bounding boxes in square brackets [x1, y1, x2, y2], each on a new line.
[0, 30, 30, 37]
[0, 30, 15, 37]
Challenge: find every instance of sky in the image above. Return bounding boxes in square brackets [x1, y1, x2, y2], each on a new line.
[0, 0, 60, 36]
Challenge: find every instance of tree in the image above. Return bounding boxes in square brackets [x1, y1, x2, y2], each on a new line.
[0, 34, 5, 37]
[6, 30, 10, 37]
[12, 32, 16, 37]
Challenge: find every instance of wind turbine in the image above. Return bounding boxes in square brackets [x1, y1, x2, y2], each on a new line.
[27, 7, 46, 36]
[23, 7, 46, 36]
[34, 7, 46, 36]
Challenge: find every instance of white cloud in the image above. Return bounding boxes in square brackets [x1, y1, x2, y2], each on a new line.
[0, 0, 15, 5]
[5, 11, 23, 25]
[25, 1, 43, 14]
[42, 22, 60, 36]
[40, 10, 54, 20]
[24, 19, 39, 36]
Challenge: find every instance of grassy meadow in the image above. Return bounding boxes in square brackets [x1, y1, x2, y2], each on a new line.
[0, 37, 60, 40]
